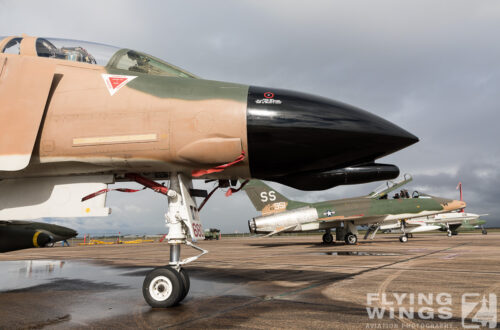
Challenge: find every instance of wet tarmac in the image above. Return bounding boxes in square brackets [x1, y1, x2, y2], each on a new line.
[318, 251, 401, 256]
[0, 233, 499, 329]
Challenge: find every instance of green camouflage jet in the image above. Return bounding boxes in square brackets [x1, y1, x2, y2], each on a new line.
[439, 217, 487, 234]
[372, 212, 488, 239]
[243, 175, 466, 244]
[366, 182, 488, 241]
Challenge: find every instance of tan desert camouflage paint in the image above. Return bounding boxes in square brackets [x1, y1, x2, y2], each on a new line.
[0, 36, 250, 180]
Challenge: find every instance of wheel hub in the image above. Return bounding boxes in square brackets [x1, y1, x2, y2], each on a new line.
[150, 276, 172, 301]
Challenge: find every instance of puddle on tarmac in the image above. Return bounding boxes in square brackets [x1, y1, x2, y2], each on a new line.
[319, 251, 401, 256]
[0, 260, 253, 327]
[0, 260, 138, 292]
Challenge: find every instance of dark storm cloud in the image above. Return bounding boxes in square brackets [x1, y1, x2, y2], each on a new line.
[1, 0, 498, 232]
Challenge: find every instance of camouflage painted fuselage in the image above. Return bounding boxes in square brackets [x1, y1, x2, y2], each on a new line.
[243, 180, 465, 234]
[313, 195, 463, 224]
[256, 197, 464, 234]
[0, 35, 417, 189]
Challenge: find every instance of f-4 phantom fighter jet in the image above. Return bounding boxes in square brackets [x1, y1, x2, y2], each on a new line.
[0, 35, 418, 307]
[244, 175, 466, 244]
[0, 220, 77, 252]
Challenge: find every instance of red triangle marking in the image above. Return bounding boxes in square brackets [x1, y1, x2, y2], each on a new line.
[108, 77, 128, 89]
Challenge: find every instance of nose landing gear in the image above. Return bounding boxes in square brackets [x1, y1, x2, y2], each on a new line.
[142, 173, 207, 308]
[399, 220, 409, 243]
[143, 266, 183, 307]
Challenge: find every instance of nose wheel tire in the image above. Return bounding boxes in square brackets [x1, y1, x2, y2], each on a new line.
[143, 266, 188, 308]
[399, 235, 408, 243]
[322, 233, 334, 244]
[447, 231, 452, 237]
[345, 233, 358, 245]
[178, 268, 190, 303]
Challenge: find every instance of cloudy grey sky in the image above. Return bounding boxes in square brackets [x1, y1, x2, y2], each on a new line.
[1, 0, 498, 234]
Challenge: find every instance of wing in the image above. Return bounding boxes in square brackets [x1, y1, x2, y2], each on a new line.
[318, 214, 384, 226]
[0, 175, 113, 220]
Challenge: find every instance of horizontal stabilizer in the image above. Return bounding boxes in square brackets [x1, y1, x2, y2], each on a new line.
[0, 175, 114, 220]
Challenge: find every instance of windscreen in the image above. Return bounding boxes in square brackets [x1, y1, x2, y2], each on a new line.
[107, 49, 197, 78]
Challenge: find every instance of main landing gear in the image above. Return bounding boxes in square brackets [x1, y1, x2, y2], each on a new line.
[335, 221, 358, 245]
[322, 229, 334, 244]
[345, 233, 358, 245]
[142, 173, 207, 308]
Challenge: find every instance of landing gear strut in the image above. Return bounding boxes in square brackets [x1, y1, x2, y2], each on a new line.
[444, 222, 453, 237]
[142, 173, 207, 308]
[399, 220, 409, 243]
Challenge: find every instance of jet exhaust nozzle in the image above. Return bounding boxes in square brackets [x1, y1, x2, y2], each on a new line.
[248, 218, 257, 234]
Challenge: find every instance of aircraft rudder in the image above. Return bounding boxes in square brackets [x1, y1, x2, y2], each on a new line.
[242, 179, 290, 212]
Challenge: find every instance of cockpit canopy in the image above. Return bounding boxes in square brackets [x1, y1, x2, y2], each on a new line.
[391, 190, 431, 200]
[36, 38, 102, 65]
[0, 36, 197, 78]
[107, 49, 196, 78]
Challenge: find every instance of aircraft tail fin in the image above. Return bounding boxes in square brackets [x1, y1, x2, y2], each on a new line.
[241, 180, 293, 213]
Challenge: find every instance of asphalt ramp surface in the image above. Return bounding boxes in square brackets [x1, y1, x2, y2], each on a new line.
[0, 234, 499, 329]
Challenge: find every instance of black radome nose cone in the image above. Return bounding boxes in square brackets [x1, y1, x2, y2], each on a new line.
[246, 86, 418, 178]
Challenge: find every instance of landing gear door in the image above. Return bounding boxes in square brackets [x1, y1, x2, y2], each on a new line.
[178, 174, 205, 241]
[0, 55, 56, 171]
